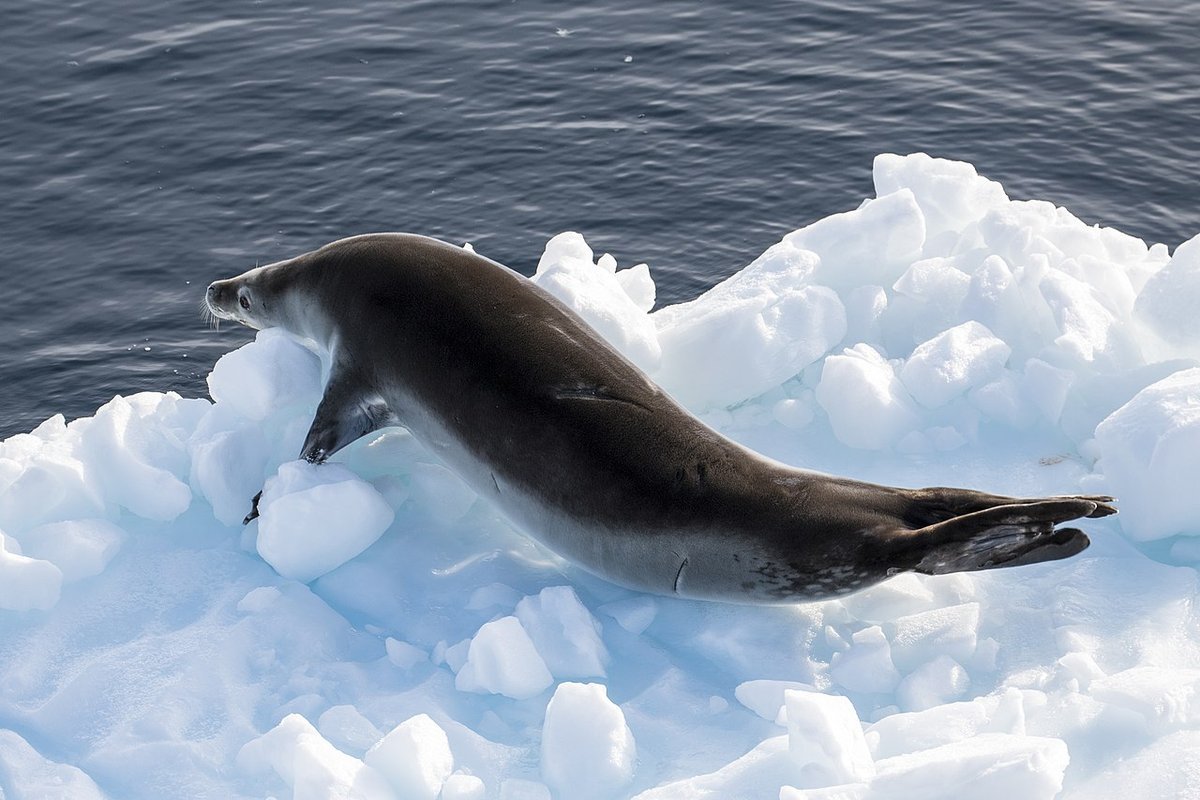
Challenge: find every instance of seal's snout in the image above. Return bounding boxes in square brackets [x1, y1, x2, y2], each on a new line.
[205, 280, 233, 317]
[205, 280, 240, 325]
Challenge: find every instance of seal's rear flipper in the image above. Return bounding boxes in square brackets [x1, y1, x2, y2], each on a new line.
[907, 499, 1099, 575]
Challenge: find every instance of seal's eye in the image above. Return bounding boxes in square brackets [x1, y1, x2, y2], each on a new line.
[239, 294, 251, 310]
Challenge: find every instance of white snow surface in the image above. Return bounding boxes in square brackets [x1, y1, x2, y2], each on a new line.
[1, 153, 1198, 798]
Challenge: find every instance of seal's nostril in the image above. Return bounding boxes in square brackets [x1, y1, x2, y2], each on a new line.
[206, 284, 218, 302]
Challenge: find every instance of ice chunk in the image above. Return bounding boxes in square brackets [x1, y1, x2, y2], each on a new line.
[785, 689, 875, 786]
[532, 232, 662, 372]
[969, 370, 1037, 429]
[1040, 268, 1135, 366]
[873, 153, 1008, 245]
[632, 736, 796, 800]
[617, 262, 657, 313]
[830, 626, 901, 694]
[541, 682, 636, 799]
[236, 713, 395, 800]
[443, 772, 487, 800]
[190, 424, 269, 525]
[0, 449, 106, 532]
[892, 258, 972, 341]
[1135, 234, 1200, 348]
[784, 189, 926, 292]
[19, 518, 124, 583]
[364, 713, 454, 800]
[867, 688, 1027, 759]
[0, 530, 62, 611]
[735, 680, 819, 722]
[817, 344, 920, 449]
[385, 637, 428, 671]
[652, 240, 845, 410]
[455, 616, 553, 700]
[900, 322, 1011, 408]
[444, 639, 471, 673]
[206, 327, 323, 420]
[236, 586, 281, 614]
[255, 460, 394, 582]
[773, 394, 816, 431]
[655, 286, 846, 410]
[887, 603, 980, 672]
[515, 585, 608, 679]
[839, 573, 936, 623]
[1056, 651, 1105, 691]
[843, 285, 888, 346]
[1022, 358, 1074, 424]
[1066, 730, 1200, 800]
[76, 394, 195, 522]
[895, 655, 969, 711]
[1093, 368, 1200, 540]
[1089, 667, 1200, 735]
[869, 733, 1068, 800]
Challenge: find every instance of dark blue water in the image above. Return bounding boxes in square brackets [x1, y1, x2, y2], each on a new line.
[3, 0, 1197, 438]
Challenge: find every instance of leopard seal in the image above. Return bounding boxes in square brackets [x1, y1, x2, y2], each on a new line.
[205, 233, 1115, 603]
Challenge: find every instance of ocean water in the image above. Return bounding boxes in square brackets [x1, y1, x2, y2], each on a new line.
[2, 0, 1197, 438]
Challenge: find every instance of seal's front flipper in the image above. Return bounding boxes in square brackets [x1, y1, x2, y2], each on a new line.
[301, 366, 398, 464]
[244, 490, 263, 524]
[241, 365, 398, 526]
[905, 499, 1098, 575]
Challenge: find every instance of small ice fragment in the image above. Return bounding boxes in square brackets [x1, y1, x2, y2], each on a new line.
[896, 655, 970, 711]
[785, 689, 875, 786]
[541, 682, 636, 799]
[455, 616, 553, 700]
[364, 713, 454, 800]
[0, 530, 63, 611]
[237, 586, 282, 613]
[385, 637, 428, 670]
[515, 585, 608, 679]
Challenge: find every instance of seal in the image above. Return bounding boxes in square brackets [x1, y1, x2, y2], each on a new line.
[206, 233, 1116, 604]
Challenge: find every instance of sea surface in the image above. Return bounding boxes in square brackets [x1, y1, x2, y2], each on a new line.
[2, 0, 1197, 438]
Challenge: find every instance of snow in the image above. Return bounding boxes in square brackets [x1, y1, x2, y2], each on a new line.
[2, 153, 1199, 798]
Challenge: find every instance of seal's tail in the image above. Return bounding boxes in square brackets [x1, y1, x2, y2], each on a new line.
[900, 492, 1117, 575]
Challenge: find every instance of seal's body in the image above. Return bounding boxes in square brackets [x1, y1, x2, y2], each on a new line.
[206, 233, 1114, 603]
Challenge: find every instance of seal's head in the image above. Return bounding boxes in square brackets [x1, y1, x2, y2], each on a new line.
[205, 262, 296, 331]
[205, 249, 341, 345]
[205, 235, 406, 343]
